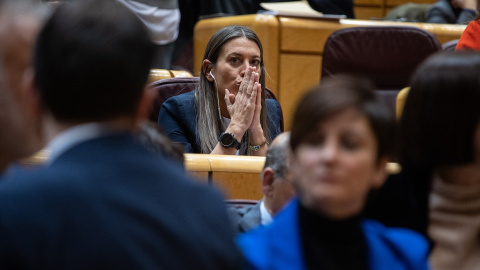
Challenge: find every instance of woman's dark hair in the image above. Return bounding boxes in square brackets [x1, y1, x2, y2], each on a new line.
[290, 75, 394, 161]
[195, 25, 270, 154]
[399, 51, 480, 171]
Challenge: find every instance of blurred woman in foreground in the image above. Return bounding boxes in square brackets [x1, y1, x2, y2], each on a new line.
[237, 76, 429, 270]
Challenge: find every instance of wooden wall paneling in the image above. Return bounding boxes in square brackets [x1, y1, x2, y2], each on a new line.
[431, 24, 467, 44]
[354, 0, 385, 18]
[386, 0, 436, 7]
[354, 7, 385, 19]
[186, 172, 209, 184]
[354, 0, 383, 5]
[279, 17, 340, 53]
[279, 54, 322, 130]
[211, 172, 263, 200]
[184, 153, 211, 184]
[207, 154, 265, 199]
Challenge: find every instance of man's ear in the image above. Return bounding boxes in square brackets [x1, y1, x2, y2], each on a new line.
[135, 85, 156, 124]
[261, 167, 276, 197]
[202, 59, 214, 82]
[372, 157, 389, 189]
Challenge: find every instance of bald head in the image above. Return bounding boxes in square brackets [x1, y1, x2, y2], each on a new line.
[262, 132, 295, 216]
[263, 132, 291, 179]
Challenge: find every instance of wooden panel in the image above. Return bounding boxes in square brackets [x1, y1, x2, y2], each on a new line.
[279, 54, 322, 130]
[171, 70, 193, 78]
[148, 69, 193, 84]
[386, 0, 436, 7]
[194, 14, 280, 96]
[206, 154, 265, 173]
[19, 151, 400, 200]
[280, 17, 343, 53]
[355, 6, 385, 19]
[212, 172, 263, 200]
[148, 69, 172, 84]
[186, 171, 209, 184]
[184, 153, 211, 171]
[354, 0, 383, 6]
[431, 24, 466, 44]
[281, 18, 466, 54]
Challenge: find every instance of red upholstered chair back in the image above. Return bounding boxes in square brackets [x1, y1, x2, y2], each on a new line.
[321, 26, 441, 112]
[148, 77, 284, 132]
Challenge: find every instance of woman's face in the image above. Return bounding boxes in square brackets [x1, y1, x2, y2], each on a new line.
[290, 108, 387, 219]
[211, 37, 261, 99]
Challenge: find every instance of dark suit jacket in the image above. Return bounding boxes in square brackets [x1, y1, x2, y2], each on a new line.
[307, 0, 354, 18]
[364, 169, 432, 242]
[158, 91, 282, 153]
[0, 133, 244, 269]
[228, 202, 262, 235]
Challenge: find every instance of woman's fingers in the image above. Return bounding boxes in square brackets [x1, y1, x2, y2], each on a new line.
[224, 89, 232, 107]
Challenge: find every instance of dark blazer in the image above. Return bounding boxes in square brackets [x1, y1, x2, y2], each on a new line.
[158, 91, 282, 153]
[228, 201, 262, 235]
[237, 199, 430, 270]
[0, 133, 243, 269]
[307, 0, 354, 18]
[364, 169, 432, 241]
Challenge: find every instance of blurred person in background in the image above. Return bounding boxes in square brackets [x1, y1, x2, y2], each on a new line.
[0, 0, 48, 174]
[228, 132, 295, 234]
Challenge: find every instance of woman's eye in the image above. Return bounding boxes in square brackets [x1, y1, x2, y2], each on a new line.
[251, 59, 260, 66]
[342, 138, 360, 150]
[229, 57, 239, 64]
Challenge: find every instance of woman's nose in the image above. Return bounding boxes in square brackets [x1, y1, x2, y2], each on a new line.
[321, 142, 339, 164]
[239, 62, 253, 77]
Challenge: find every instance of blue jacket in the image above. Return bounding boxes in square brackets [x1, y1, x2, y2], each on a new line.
[158, 91, 282, 153]
[237, 199, 430, 270]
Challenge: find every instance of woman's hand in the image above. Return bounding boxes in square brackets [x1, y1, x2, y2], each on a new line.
[224, 66, 259, 137]
[247, 76, 266, 147]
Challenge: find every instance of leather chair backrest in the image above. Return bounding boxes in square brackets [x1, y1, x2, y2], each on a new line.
[148, 77, 284, 132]
[321, 26, 441, 112]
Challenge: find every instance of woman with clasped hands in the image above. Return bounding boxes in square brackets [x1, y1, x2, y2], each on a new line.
[158, 25, 282, 155]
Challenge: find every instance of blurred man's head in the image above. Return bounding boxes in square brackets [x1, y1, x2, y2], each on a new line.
[33, 0, 154, 124]
[261, 132, 295, 216]
[0, 0, 48, 172]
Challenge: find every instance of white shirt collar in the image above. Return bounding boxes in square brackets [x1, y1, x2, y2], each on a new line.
[260, 200, 273, 226]
[47, 123, 120, 164]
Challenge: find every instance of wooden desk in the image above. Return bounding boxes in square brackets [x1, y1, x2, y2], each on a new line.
[194, 15, 465, 129]
[21, 151, 401, 200]
[147, 69, 193, 84]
